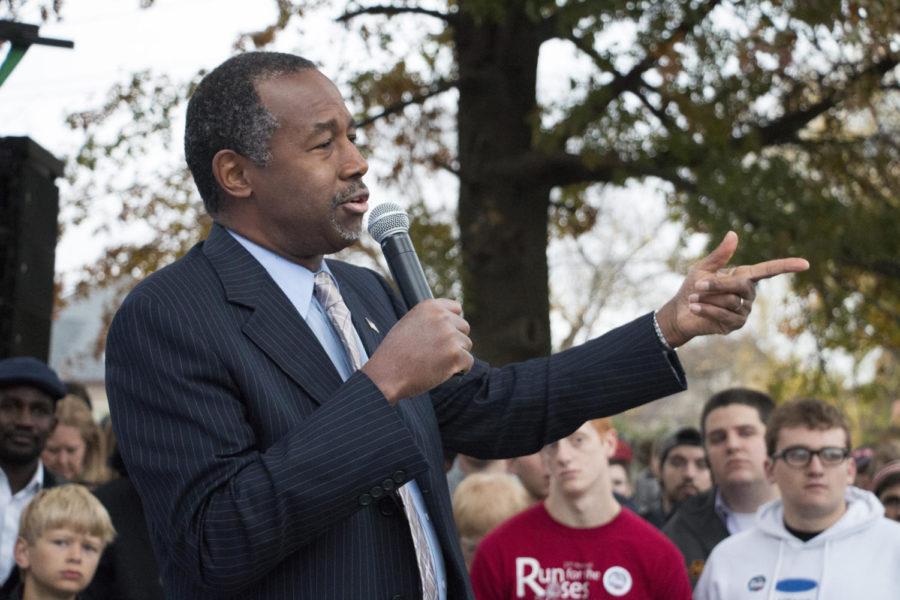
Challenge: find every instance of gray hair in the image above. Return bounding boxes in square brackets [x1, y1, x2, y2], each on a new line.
[184, 52, 316, 214]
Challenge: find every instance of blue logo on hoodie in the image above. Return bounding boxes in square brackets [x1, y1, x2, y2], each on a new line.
[775, 579, 818, 592]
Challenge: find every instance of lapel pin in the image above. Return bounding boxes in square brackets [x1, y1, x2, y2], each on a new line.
[365, 317, 380, 334]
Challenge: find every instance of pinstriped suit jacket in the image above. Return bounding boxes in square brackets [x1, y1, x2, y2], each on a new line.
[105, 223, 687, 599]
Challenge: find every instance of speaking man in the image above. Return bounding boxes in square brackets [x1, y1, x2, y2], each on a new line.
[105, 51, 809, 599]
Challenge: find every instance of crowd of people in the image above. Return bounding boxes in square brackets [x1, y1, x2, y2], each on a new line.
[0, 357, 162, 600]
[452, 389, 900, 599]
[1, 354, 899, 599]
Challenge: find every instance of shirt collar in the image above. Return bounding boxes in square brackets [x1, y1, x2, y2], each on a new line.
[28, 462, 45, 494]
[714, 487, 731, 521]
[0, 462, 44, 497]
[227, 229, 334, 319]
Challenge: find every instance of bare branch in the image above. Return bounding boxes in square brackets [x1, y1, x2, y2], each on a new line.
[546, 0, 722, 143]
[751, 54, 899, 147]
[564, 31, 616, 73]
[337, 4, 456, 26]
[355, 79, 457, 128]
[489, 150, 697, 194]
[634, 85, 679, 132]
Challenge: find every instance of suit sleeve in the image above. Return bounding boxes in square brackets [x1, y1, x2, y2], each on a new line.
[106, 290, 429, 593]
[431, 312, 687, 458]
[366, 268, 688, 459]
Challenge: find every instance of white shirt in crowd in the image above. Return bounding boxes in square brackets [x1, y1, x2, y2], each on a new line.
[0, 463, 44, 582]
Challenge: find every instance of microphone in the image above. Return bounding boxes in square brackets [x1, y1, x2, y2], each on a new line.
[367, 202, 434, 307]
[368, 202, 466, 384]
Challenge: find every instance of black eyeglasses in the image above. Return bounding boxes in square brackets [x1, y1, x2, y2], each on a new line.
[771, 446, 850, 468]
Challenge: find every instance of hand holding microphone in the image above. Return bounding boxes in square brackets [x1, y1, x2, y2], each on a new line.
[360, 203, 473, 404]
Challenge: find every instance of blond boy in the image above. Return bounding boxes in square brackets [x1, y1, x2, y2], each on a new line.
[13, 485, 116, 600]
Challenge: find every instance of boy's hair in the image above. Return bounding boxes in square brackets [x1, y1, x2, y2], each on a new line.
[587, 418, 613, 436]
[700, 388, 775, 437]
[764, 398, 852, 456]
[452, 473, 531, 539]
[18, 484, 116, 546]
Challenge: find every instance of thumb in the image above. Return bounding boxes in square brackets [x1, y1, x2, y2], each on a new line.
[696, 231, 738, 271]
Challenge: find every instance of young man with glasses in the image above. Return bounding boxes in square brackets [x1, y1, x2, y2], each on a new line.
[695, 398, 900, 600]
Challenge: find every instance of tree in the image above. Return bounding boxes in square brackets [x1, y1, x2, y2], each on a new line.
[11, 0, 898, 365]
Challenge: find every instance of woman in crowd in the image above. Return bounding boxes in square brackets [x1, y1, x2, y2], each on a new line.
[41, 396, 113, 487]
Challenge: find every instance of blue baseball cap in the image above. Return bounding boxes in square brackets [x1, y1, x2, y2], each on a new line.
[0, 357, 66, 401]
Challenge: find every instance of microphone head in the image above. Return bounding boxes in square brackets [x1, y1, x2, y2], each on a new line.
[367, 202, 410, 243]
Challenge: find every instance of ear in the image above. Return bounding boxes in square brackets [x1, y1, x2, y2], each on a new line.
[14, 537, 30, 570]
[846, 455, 857, 485]
[764, 457, 776, 484]
[604, 429, 619, 458]
[211, 149, 254, 200]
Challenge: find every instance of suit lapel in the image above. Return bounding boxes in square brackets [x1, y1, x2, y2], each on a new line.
[327, 261, 429, 428]
[203, 224, 341, 406]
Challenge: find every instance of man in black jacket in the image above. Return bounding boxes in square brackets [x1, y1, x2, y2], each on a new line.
[663, 388, 777, 586]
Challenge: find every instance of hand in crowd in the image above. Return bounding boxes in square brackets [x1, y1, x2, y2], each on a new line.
[361, 298, 474, 404]
[656, 231, 809, 348]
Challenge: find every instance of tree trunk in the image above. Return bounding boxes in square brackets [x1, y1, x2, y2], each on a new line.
[455, 6, 551, 365]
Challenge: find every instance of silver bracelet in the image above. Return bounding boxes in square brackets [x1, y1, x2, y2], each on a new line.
[653, 311, 673, 351]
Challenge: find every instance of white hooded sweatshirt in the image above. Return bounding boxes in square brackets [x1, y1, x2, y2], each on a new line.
[694, 486, 900, 600]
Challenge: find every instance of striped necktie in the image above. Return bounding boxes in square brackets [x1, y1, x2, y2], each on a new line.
[313, 271, 439, 600]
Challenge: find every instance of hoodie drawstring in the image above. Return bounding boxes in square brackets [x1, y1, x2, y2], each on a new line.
[817, 539, 831, 600]
[766, 540, 785, 600]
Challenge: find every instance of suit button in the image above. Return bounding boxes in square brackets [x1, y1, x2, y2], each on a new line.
[391, 596, 403, 600]
[382, 478, 395, 491]
[377, 496, 397, 516]
[358, 493, 372, 506]
[392, 470, 406, 484]
[370, 486, 384, 499]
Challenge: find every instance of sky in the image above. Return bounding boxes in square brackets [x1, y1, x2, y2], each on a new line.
[1, 0, 874, 382]
[0, 0, 280, 272]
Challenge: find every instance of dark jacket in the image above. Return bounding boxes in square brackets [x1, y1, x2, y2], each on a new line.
[0, 467, 64, 597]
[82, 477, 163, 600]
[661, 488, 729, 587]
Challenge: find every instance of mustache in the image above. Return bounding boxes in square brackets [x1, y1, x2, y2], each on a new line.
[332, 183, 368, 206]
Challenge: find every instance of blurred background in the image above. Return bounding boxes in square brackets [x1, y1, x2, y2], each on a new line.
[1, 0, 897, 447]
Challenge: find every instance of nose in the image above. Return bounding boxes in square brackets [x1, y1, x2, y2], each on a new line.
[724, 431, 741, 452]
[684, 462, 698, 479]
[66, 545, 83, 562]
[13, 406, 37, 429]
[555, 440, 573, 465]
[806, 453, 826, 473]
[341, 141, 368, 180]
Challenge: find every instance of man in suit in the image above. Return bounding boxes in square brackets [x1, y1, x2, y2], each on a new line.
[0, 357, 67, 596]
[105, 51, 809, 599]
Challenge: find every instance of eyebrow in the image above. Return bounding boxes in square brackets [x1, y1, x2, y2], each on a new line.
[310, 116, 357, 136]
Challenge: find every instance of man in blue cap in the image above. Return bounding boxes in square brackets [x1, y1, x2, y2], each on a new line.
[0, 356, 66, 594]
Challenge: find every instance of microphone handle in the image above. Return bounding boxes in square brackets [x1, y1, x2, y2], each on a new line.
[380, 233, 433, 307]
[380, 232, 464, 385]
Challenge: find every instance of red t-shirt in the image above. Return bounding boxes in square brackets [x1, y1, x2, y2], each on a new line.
[470, 503, 691, 600]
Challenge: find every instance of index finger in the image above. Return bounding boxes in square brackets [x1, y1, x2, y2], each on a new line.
[738, 257, 810, 282]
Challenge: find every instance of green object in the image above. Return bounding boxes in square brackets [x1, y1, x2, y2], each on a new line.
[0, 44, 28, 87]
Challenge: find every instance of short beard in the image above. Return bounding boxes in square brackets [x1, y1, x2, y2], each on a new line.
[0, 447, 41, 467]
[329, 185, 365, 242]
